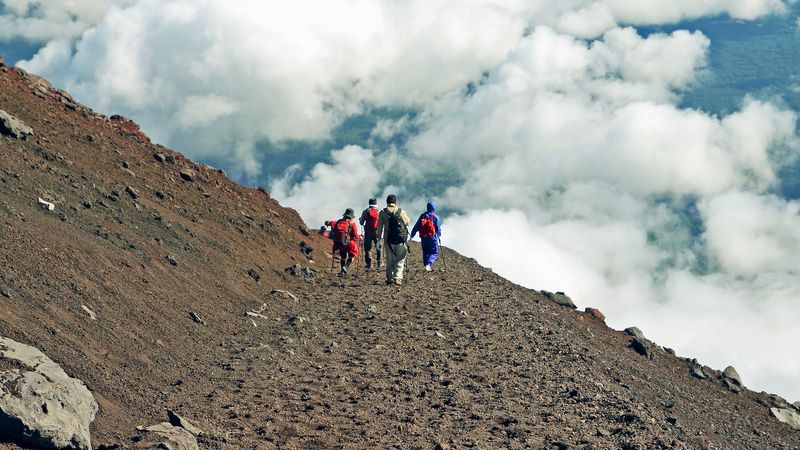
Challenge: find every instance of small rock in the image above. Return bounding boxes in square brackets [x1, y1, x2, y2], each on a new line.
[189, 312, 205, 325]
[125, 185, 138, 199]
[248, 268, 261, 282]
[179, 169, 196, 182]
[167, 410, 203, 436]
[770, 407, 800, 430]
[285, 264, 316, 284]
[166, 255, 178, 267]
[154, 153, 167, 162]
[585, 307, 605, 322]
[794, 401, 800, 411]
[691, 365, 708, 380]
[287, 315, 307, 326]
[0, 109, 34, 139]
[666, 415, 678, 425]
[134, 422, 199, 450]
[630, 337, 653, 359]
[624, 327, 645, 341]
[38, 197, 55, 211]
[81, 305, 97, 320]
[270, 289, 298, 301]
[434, 443, 452, 450]
[541, 290, 576, 309]
[723, 366, 742, 386]
[155, 190, 166, 200]
[722, 378, 741, 393]
[596, 428, 610, 437]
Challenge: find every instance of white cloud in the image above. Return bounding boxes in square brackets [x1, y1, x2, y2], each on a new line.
[270, 145, 381, 228]
[0, 0, 135, 41]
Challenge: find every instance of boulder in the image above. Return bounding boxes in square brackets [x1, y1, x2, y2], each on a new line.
[629, 338, 653, 360]
[134, 422, 199, 449]
[690, 365, 707, 380]
[584, 307, 605, 322]
[167, 410, 203, 436]
[770, 408, 800, 431]
[0, 337, 98, 450]
[723, 366, 742, 386]
[541, 290, 576, 309]
[624, 327, 645, 341]
[794, 401, 800, 411]
[0, 109, 34, 140]
[722, 378, 741, 393]
[179, 169, 196, 182]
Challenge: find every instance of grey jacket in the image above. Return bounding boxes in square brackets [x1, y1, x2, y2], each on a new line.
[376, 204, 411, 243]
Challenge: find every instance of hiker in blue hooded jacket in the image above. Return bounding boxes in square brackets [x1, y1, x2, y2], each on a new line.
[410, 201, 442, 271]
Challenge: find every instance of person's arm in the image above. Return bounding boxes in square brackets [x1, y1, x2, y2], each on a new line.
[359, 210, 367, 226]
[410, 214, 422, 239]
[351, 220, 361, 240]
[434, 214, 441, 238]
[400, 208, 411, 226]
[376, 210, 386, 241]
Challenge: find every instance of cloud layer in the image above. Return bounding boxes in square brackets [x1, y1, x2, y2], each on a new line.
[10, 0, 800, 400]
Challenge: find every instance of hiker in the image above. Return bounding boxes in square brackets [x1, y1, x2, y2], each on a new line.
[376, 194, 410, 285]
[410, 201, 441, 271]
[358, 198, 381, 270]
[318, 225, 329, 238]
[331, 209, 360, 275]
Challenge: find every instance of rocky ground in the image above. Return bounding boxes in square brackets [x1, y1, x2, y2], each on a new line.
[1, 58, 800, 449]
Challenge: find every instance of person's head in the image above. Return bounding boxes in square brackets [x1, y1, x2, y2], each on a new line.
[369, 198, 377, 206]
[318, 226, 326, 233]
[427, 201, 436, 213]
[343, 208, 355, 219]
[386, 194, 397, 205]
[324, 220, 331, 226]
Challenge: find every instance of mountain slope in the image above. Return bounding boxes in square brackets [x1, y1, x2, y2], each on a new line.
[1, 59, 799, 449]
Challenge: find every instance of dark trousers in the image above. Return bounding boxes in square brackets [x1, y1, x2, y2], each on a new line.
[363, 235, 381, 268]
[339, 250, 354, 269]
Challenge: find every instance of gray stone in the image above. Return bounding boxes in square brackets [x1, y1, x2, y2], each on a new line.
[770, 408, 800, 431]
[794, 401, 800, 411]
[723, 366, 742, 386]
[0, 336, 98, 450]
[629, 337, 653, 360]
[690, 365, 707, 380]
[166, 255, 178, 267]
[189, 312, 205, 326]
[624, 327, 645, 341]
[167, 410, 203, 436]
[0, 110, 34, 140]
[134, 422, 199, 449]
[179, 169, 195, 182]
[154, 153, 167, 163]
[722, 378, 741, 393]
[125, 186, 138, 199]
[541, 290, 576, 309]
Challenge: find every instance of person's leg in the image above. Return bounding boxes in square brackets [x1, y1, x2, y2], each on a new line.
[376, 240, 382, 268]
[339, 249, 348, 273]
[395, 244, 408, 282]
[363, 237, 373, 268]
[422, 237, 439, 267]
[385, 244, 398, 282]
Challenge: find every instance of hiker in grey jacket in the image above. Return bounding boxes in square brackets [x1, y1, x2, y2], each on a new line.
[376, 194, 411, 285]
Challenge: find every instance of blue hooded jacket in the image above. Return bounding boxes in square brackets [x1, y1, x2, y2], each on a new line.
[411, 201, 441, 239]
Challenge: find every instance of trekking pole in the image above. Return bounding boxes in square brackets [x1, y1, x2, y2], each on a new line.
[440, 236, 447, 271]
[330, 249, 336, 274]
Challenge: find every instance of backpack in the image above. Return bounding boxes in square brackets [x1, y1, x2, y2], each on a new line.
[385, 208, 408, 245]
[365, 208, 379, 236]
[333, 219, 352, 247]
[419, 214, 436, 238]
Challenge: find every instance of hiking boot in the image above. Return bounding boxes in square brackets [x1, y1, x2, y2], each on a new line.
[424, 265, 432, 271]
[394, 279, 403, 286]
[385, 279, 394, 285]
[340, 266, 347, 275]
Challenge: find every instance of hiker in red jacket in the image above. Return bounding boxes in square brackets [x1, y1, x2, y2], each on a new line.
[358, 198, 381, 270]
[331, 208, 360, 275]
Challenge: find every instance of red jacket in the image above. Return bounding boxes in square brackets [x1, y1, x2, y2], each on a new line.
[332, 218, 360, 256]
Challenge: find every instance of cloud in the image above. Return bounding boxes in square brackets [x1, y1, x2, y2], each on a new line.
[270, 145, 381, 228]
[0, 0, 135, 42]
[16, 0, 792, 176]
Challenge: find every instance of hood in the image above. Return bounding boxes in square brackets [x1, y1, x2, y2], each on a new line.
[426, 201, 436, 213]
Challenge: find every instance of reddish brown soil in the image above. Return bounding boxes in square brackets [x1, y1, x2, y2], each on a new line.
[1, 60, 799, 449]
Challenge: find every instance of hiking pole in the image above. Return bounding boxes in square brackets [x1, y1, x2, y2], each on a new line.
[440, 236, 447, 271]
